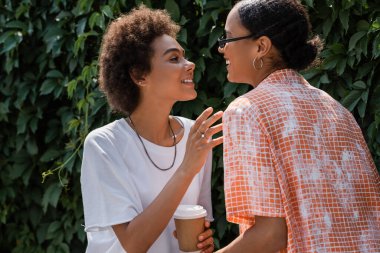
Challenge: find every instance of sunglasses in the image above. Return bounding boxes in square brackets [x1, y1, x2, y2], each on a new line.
[218, 34, 255, 48]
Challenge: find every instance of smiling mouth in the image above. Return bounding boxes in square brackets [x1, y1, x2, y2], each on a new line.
[181, 79, 193, 84]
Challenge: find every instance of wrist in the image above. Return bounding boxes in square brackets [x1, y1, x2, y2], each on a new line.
[177, 163, 198, 180]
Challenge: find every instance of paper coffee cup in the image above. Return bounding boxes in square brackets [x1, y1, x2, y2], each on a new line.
[174, 205, 207, 252]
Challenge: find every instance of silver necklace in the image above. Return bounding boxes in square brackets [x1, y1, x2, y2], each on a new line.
[127, 116, 177, 171]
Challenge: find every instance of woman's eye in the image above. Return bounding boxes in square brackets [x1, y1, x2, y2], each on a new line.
[170, 56, 179, 62]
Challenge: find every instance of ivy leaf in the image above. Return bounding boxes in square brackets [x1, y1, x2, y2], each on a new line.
[303, 0, 313, 7]
[46, 70, 64, 79]
[42, 183, 62, 213]
[352, 81, 366, 89]
[89, 12, 101, 30]
[40, 149, 62, 162]
[101, 5, 113, 19]
[40, 79, 56, 95]
[348, 31, 366, 51]
[372, 33, 380, 58]
[165, 0, 180, 22]
[26, 138, 38, 155]
[356, 20, 369, 32]
[223, 82, 237, 98]
[357, 100, 367, 118]
[341, 90, 362, 111]
[339, 9, 349, 32]
[9, 163, 27, 179]
[208, 26, 223, 48]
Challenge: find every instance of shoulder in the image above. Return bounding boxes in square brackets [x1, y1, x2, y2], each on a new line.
[225, 93, 260, 121]
[84, 119, 126, 150]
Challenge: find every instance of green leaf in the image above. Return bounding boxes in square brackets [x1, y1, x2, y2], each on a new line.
[101, 5, 113, 19]
[205, 97, 222, 107]
[47, 221, 61, 235]
[208, 26, 223, 47]
[76, 17, 87, 35]
[352, 81, 366, 89]
[40, 79, 57, 95]
[9, 164, 27, 179]
[339, 10, 349, 31]
[66, 80, 77, 99]
[303, 0, 313, 7]
[42, 183, 62, 212]
[329, 43, 345, 54]
[322, 17, 334, 36]
[26, 138, 38, 155]
[348, 31, 366, 51]
[336, 58, 347, 75]
[165, 0, 180, 21]
[341, 90, 362, 111]
[372, 33, 380, 58]
[319, 73, 330, 83]
[40, 149, 62, 162]
[16, 111, 31, 134]
[89, 12, 101, 30]
[5, 20, 28, 31]
[223, 82, 238, 98]
[356, 20, 370, 32]
[177, 29, 187, 44]
[0, 34, 21, 54]
[46, 70, 64, 79]
[357, 100, 366, 118]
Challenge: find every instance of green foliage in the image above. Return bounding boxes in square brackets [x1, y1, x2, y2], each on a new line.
[0, 0, 378, 251]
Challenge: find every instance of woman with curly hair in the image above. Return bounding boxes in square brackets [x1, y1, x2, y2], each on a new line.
[217, 0, 380, 252]
[80, 5, 222, 253]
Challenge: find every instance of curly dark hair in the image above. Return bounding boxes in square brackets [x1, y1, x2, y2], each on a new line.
[98, 5, 180, 116]
[237, 0, 323, 70]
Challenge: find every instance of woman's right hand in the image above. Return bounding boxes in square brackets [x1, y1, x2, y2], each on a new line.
[181, 107, 223, 176]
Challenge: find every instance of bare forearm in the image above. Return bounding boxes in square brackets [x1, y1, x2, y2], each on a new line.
[113, 168, 196, 253]
[217, 217, 287, 253]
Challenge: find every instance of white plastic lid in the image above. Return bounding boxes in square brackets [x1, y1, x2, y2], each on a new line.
[174, 205, 207, 219]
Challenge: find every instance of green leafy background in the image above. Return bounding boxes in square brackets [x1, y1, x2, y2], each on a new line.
[0, 0, 379, 251]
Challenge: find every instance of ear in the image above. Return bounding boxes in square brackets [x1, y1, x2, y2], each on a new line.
[129, 68, 147, 87]
[255, 36, 273, 57]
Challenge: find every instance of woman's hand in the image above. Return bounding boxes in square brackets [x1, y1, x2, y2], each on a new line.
[181, 107, 223, 176]
[197, 220, 214, 253]
[173, 220, 215, 253]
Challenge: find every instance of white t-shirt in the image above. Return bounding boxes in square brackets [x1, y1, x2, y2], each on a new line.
[81, 117, 213, 253]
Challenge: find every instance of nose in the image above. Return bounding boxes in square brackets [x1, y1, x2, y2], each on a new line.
[186, 59, 195, 72]
[218, 46, 225, 54]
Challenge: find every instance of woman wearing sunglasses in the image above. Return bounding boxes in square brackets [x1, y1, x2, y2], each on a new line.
[217, 0, 380, 252]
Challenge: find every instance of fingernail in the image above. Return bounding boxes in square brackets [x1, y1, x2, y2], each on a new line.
[199, 236, 203, 240]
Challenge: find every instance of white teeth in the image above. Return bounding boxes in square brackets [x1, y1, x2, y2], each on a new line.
[181, 80, 193, 83]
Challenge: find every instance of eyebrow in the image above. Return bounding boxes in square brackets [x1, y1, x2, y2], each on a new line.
[163, 48, 185, 56]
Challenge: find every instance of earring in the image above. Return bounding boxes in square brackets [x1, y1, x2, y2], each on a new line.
[137, 81, 146, 87]
[252, 57, 263, 70]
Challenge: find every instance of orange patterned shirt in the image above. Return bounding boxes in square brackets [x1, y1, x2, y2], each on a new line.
[223, 69, 380, 252]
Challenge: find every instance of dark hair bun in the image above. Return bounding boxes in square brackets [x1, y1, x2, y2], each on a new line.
[283, 35, 322, 70]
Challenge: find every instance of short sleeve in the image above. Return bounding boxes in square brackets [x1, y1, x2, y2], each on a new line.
[80, 130, 143, 232]
[197, 151, 214, 221]
[223, 105, 285, 227]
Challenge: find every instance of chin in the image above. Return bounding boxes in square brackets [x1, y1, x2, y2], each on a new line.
[180, 91, 197, 101]
[227, 73, 241, 83]
[228, 73, 253, 86]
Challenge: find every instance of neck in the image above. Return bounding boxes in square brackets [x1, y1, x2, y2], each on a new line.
[251, 66, 283, 87]
[129, 100, 175, 146]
